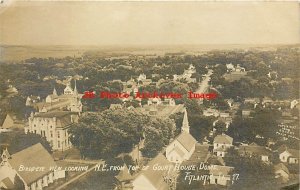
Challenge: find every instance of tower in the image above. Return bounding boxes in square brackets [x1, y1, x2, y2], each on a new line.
[181, 108, 190, 133]
[53, 87, 58, 96]
[73, 79, 78, 95]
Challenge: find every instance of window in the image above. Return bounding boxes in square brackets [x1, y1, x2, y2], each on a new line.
[57, 131, 60, 138]
[50, 131, 53, 138]
[58, 141, 60, 148]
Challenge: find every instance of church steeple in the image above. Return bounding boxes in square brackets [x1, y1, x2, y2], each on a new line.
[73, 79, 78, 95]
[53, 87, 58, 96]
[182, 108, 190, 133]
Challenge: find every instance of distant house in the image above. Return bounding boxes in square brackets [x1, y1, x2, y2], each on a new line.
[165, 110, 197, 163]
[238, 143, 272, 162]
[278, 146, 299, 164]
[209, 165, 234, 186]
[110, 104, 123, 110]
[290, 99, 299, 109]
[26, 95, 41, 106]
[132, 154, 173, 190]
[213, 134, 233, 157]
[203, 109, 220, 117]
[274, 163, 289, 183]
[1, 114, 25, 129]
[0, 143, 65, 190]
[241, 110, 252, 118]
[244, 98, 260, 108]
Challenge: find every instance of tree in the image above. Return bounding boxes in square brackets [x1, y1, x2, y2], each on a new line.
[214, 121, 227, 135]
[69, 109, 174, 159]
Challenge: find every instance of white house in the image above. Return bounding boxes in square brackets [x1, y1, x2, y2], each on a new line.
[278, 147, 299, 164]
[290, 99, 299, 109]
[213, 134, 233, 157]
[209, 165, 234, 186]
[0, 143, 65, 190]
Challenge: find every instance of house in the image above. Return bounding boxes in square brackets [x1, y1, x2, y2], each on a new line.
[26, 95, 41, 106]
[278, 146, 299, 164]
[25, 111, 79, 150]
[209, 165, 234, 186]
[147, 97, 162, 106]
[274, 163, 289, 183]
[238, 143, 272, 162]
[226, 63, 235, 72]
[137, 73, 147, 81]
[213, 134, 233, 157]
[0, 143, 65, 190]
[165, 110, 197, 163]
[290, 99, 299, 109]
[203, 109, 219, 117]
[225, 99, 234, 108]
[115, 164, 133, 190]
[242, 110, 251, 118]
[1, 114, 25, 129]
[132, 154, 173, 190]
[235, 64, 245, 72]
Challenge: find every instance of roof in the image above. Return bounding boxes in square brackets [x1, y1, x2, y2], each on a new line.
[176, 132, 197, 152]
[209, 165, 234, 176]
[214, 134, 233, 144]
[278, 145, 300, 158]
[35, 111, 75, 118]
[205, 154, 225, 166]
[169, 147, 185, 158]
[187, 144, 210, 164]
[1, 177, 14, 189]
[115, 164, 133, 182]
[7, 143, 57, 185]
[35, 111, 77, 128]
[274, 163, 289, 174]
[134, 154, 172, 190]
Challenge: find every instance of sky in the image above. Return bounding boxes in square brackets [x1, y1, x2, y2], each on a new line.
[0, 1, 299, 46]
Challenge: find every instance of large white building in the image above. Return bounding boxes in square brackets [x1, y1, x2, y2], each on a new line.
[25, 111, 79, 151]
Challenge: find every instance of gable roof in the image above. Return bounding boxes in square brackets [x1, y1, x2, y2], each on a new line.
[209, 165, 234, 176]
[278, 145, 300, 158]
[274, 163, 289, 175]
[134, 154, 172, 190]
[169, 147, 185, 158]
[214, 134, 233, 144]
[175, 132, 197, 152]
[115, 164, 133, 182]
[7, 143, 57, 185]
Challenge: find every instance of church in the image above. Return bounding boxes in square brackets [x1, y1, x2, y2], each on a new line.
[165, 109, 197, 163]
[28, 80, 83, 113]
